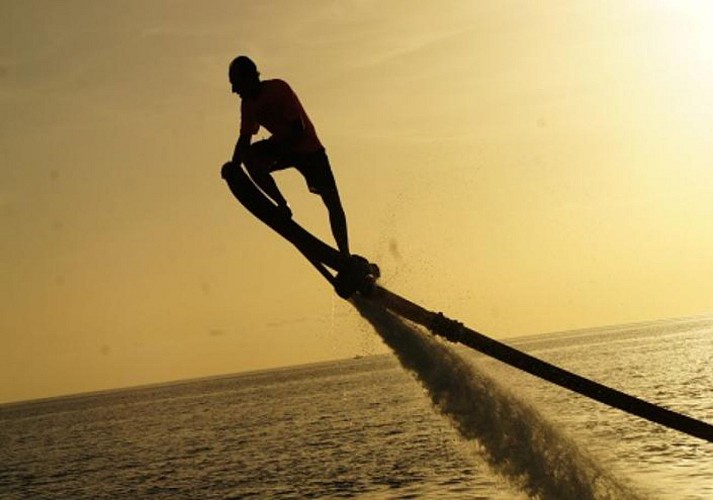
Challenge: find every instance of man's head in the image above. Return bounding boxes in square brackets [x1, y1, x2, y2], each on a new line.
[229, 56, 260, 99]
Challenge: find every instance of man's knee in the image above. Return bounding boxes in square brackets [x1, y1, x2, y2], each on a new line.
[221, 161, 238, 180]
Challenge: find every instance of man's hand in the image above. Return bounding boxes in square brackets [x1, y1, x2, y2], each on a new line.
[232, 133, 252, 165]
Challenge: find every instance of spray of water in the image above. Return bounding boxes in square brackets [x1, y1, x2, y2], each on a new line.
[352, 297, 643, 500]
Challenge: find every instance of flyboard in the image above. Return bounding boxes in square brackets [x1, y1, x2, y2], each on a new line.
[221, 161, 379, 299]
[222, 160, 713, 444]
[358, 287, 713, 443]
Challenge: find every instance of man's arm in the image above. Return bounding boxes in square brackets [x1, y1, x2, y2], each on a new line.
[232, 133, 252, 165]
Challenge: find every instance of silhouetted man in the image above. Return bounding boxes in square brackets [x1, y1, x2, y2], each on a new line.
[227, 56, 350, 257]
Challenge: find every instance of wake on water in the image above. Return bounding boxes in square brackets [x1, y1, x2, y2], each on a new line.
[352, 297, 644, 500]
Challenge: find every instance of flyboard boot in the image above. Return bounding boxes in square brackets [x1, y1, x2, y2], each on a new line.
[334, 255, 380, 299]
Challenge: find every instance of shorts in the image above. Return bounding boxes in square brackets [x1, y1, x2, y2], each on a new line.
[249, 140, 337, 195]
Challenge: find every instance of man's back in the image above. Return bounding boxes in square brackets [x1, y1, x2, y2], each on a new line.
[240, 79, 322, 154]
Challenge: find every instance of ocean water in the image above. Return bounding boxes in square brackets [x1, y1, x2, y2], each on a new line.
[1, 313, 711, 499]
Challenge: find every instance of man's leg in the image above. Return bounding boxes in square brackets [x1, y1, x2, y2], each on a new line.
[244, 142, 292, 217]
[320, 188, 350, 256]
[297, 151, 351, 255]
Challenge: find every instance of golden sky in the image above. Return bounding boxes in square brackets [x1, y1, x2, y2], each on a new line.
[2, 0, 713, 403]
